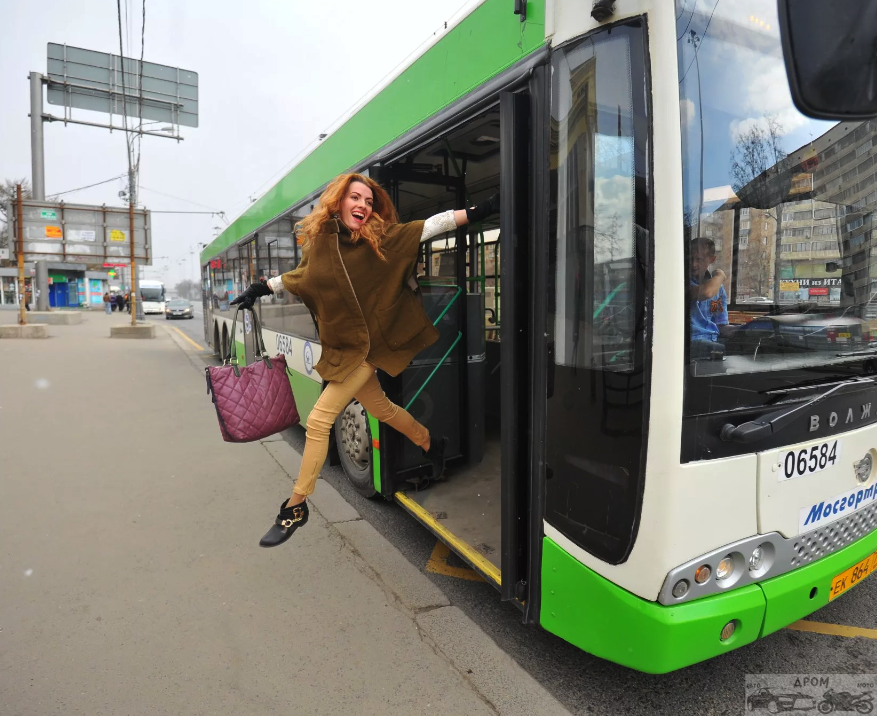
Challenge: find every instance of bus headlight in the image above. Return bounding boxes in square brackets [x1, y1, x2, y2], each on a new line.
[694, 565, 711, 584]
[716, 556, 734, 580]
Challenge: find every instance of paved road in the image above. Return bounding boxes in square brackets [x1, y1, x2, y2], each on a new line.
[143, 299, 206, 349]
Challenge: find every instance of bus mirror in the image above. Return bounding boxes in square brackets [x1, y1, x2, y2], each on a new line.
[778, 0, 877, 120]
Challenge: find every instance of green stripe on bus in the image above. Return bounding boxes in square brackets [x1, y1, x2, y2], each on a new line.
[202, 0, 545, 263]
[368, 413, 381, 493]
[286, 371, 321, 426]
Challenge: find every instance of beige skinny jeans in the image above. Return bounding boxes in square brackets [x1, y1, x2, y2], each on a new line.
[293, 361, 430, 497]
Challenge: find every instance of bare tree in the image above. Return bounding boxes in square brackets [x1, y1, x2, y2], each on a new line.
[174, 279, 199, 300]
[730, 115, 788, 196]
[0, 179, 32, 250]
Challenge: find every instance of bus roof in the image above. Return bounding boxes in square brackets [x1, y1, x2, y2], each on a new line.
[200, 0, 546, 264]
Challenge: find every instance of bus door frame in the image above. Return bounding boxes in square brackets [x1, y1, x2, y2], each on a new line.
[499, 62, 549, 623]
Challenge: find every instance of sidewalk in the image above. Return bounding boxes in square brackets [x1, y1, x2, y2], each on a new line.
[0, 312, 569, 716]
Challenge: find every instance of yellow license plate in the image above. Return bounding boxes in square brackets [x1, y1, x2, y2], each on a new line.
[829, 551, 877, 600]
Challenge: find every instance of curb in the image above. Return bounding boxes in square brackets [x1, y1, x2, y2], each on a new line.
[164, 323, 570, 716]
[258, 439, 570, 716]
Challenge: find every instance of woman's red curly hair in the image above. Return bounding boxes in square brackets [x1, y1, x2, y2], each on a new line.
[299, 173, 398, 258]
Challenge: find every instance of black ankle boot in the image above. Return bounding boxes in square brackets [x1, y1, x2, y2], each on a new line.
[259, 499, 309, 548]
[422, 433, 449, 480]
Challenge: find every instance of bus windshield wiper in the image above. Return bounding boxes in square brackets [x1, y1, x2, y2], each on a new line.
[720, 376, 876, 444]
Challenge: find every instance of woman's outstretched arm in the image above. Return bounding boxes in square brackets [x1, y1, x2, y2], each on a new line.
[420, 192, 501, 242]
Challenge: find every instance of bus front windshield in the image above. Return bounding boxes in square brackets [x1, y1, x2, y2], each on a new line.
[678, 1, 877, 384]
[141, 288, 164, 302]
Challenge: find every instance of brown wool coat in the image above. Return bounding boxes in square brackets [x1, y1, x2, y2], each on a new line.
[280, 218, 439, 382]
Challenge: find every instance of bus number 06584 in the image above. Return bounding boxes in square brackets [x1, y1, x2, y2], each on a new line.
[780, 440, 840, 481]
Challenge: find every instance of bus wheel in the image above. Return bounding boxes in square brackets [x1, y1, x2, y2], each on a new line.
[213, 323, 221, 357]
[334, 399, 377, 498]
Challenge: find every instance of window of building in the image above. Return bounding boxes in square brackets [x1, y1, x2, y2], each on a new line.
[814, 208, 836, 220]
[847, 217, 865, 231]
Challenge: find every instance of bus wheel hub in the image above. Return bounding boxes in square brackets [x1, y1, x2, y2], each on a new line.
[340, 402, 369, 470]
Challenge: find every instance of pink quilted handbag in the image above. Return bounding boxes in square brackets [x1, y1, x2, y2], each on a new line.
[205, 306, 300, 442]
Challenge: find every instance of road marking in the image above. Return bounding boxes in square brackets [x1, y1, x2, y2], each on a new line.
[787, 619, 877, 639]
[395, 492, 501, 585]
[426, 541, 485, 582]
[172, 326, 205, 351]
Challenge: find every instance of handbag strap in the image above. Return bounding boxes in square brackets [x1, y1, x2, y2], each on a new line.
[225, 304, 270, 367]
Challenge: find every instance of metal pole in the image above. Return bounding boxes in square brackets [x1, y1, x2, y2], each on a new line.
[29, 73, 45, 200]
[35, 261, 49, 311]
[16, 184, 26, 326]
[129, 198, 137, 326]
[30, 71, 50, 311]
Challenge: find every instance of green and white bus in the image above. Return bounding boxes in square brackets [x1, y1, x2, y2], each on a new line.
[201, 0, 877, 673]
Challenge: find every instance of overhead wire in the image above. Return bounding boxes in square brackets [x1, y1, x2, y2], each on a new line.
[230, 0, 476, 219]
[679, 0, 720, 86]
[139, 185, 228, 221]
[52, 174, 128, 197]
[676, 0, 695, 41]
[116, 0, 134, 191]
[133, 0, 146, 196]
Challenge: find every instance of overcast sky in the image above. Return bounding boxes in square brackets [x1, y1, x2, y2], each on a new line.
[1, 0, 471, 288]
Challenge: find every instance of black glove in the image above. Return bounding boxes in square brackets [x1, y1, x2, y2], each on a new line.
[230, 280, 271, 309]
[465, 192, 500, 224]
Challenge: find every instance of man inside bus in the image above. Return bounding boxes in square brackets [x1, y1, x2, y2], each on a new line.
[689, 237, 729, 361]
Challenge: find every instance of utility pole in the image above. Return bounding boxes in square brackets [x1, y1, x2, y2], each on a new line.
[29, 72, 49, 312]
[16, 184, 26, 326]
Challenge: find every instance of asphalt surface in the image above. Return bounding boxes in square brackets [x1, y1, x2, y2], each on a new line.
[189, 309, 877, 716]
[142, 299, 207, 349]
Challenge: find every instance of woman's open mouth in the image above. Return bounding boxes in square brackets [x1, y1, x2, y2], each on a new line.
[351, 210, 365, 223]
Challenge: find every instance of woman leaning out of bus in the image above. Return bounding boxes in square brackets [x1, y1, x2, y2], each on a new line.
[231, 172, 499, 547]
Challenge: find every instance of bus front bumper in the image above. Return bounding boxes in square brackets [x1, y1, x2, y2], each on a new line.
[541, 529, 877, 674]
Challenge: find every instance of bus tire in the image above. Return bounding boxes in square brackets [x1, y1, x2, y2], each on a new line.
[213, 323, 221, 357]
[334, 399, 378, 499]
[221, 326, 230, 362]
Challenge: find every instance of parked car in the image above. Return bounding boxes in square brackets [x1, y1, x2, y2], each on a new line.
[726, 314, 873, 356]
[165, 298, 195, 320]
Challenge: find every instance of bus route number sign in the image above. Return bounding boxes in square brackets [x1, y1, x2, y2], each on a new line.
[779, 440, 841, 481]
